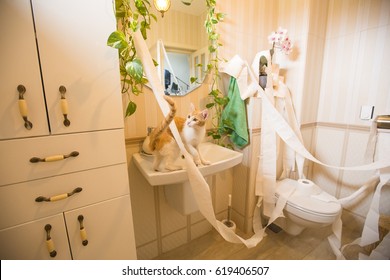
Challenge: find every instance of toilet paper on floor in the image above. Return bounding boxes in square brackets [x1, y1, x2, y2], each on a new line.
[135, 34, 390, 254]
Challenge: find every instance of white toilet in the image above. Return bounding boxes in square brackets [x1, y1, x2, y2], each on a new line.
[272, 178, 342, 235]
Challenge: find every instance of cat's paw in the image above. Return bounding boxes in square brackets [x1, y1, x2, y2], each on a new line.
[201, 160, 211, 165]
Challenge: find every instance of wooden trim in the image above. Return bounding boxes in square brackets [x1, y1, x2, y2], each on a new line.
[125, 137, 145, 146]
[315, 122, 370, 132]
[124, 122, 373, 144]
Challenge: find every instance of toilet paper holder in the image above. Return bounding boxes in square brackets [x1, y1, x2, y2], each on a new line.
[377, 115, 390, 129]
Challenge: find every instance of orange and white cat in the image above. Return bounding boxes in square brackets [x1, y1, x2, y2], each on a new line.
[148, 95, 210, 171]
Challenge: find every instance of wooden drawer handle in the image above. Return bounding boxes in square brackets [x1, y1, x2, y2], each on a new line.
[35, 187, 83, 202]
[59, 85, 70, 127]
[78, 215, 88, 246]
[30, 151, 79, 163]
[17, 85, 33, 130]
[44, 224, 57, 258]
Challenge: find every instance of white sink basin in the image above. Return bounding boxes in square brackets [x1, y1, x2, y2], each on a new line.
[132, 142, 243, 186]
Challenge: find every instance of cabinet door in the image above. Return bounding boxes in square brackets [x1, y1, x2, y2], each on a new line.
[0, 214, 71, 260]
[65, 195, 137, 260]
[0, 0, 50, 140]
[31, 0, 124, 134]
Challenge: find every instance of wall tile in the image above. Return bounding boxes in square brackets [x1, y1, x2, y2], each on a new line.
[339, 131, 376, 216]
[311, 126, 346, 196]
[136, 241, 159, 260]
[162, 229, 187, 253]
[158, 186, 187, 236]
[214, 170, 234, 214]
[191, 219, 213, 240]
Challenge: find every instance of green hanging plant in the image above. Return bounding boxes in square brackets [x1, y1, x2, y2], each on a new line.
[206, 1, 231, 147]
[191, 0, 230, 146]
[107, 0, 157, 117]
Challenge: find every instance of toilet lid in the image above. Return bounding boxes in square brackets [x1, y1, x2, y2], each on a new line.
[275, 179, 341, 216]
[285, 194, 341, 216]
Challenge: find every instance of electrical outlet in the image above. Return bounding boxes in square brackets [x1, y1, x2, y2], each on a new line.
[360, 105, 374, 120]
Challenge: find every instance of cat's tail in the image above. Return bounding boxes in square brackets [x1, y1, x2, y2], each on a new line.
[149, 95, 176, 151]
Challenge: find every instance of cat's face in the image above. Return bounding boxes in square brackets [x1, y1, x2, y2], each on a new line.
[186, 104, 208, 128]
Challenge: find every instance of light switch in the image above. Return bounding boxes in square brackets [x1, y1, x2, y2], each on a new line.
[360, 105, 374, 120]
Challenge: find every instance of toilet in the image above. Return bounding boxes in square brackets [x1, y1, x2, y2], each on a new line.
[271, 178, 342, 235]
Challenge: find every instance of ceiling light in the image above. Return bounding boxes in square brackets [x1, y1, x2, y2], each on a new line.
[154, 0, 171, 18]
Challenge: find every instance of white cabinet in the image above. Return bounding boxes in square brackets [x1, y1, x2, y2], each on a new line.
[0, 0, 136, 259]
[0, 0, 123, 140]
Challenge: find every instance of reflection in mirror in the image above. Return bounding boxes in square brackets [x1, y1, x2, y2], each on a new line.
[147, 0, 208, 96]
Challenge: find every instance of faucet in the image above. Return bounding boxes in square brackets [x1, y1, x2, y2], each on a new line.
[147, 127, 154, 135]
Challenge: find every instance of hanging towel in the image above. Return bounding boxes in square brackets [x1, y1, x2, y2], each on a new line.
[219, 54, 260, 100]
[220, 77, 249, 148]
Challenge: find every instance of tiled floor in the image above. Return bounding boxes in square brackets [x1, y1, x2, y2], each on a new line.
[156, 222, 365, 260]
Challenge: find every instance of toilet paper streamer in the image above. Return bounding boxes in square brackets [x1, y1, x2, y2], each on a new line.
[135, 32, 390, 252]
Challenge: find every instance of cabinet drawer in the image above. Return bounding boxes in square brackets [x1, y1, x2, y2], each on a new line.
[0, 129, 126, 186]
[0, 164, 130, 229]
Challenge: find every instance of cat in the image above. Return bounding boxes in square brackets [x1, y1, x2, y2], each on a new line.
[148, 95, 210, 171]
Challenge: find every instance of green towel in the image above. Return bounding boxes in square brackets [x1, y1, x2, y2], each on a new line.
[220, 77, 249, 148]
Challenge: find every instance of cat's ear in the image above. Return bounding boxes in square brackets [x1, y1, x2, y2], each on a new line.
[190, 103, 195, 112]
[201, 109, 209, 120]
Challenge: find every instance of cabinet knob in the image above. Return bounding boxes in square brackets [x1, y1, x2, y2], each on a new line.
[59, 85, 71, 127]
[35, 187, 83, 202]
[30, 151, 79, 163]
[78, 215, 88, 246]
[17, 85, 33, 130]
[44, 224, 57, 258]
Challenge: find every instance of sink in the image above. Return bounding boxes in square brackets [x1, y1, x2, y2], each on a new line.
[132, 142, 243, 186]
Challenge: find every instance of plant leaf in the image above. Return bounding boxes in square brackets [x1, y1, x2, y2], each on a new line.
[107, 31, 128, 49]
[125, 59, 144, 82]
[125, 100, 137, 117]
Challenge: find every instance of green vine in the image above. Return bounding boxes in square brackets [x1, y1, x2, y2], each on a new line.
[203, 0, 230, 147]
[107, 0, 229, 133]
[107, 0, 157, 117]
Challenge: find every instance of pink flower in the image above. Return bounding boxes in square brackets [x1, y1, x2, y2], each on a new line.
[268, 27, 293, 55]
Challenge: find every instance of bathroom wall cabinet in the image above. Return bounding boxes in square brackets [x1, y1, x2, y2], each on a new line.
[0, 0, 136, 259]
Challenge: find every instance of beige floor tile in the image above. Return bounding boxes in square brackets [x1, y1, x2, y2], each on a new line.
[154, 224, 362, 260]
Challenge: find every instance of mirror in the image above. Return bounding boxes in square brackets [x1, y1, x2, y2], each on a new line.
[146, 0, 208, 96]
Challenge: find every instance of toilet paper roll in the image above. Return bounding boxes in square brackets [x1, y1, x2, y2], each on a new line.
[298, 179, 314, 187]
[297, 179, 321, 195]
[221, 219, 237, 233]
